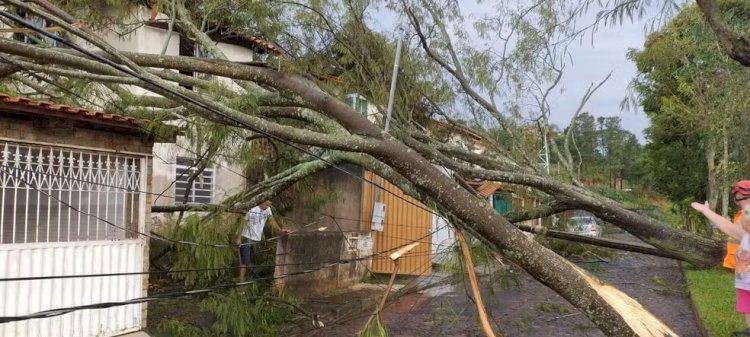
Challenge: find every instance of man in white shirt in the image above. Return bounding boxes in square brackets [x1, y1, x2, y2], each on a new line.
[235, 200, 289, 282]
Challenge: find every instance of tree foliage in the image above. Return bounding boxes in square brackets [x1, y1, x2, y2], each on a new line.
[0, 0, 737, 335]
[628, 0, 750, 211]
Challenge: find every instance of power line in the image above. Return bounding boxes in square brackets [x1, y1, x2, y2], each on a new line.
[0, 227, 455, 323]
[0, 260, 342, 324]
[0, 161, 445, 250]
[1, 57, 447, 237]
[0, 205, 454, 282]
[0, 9, 447, 221]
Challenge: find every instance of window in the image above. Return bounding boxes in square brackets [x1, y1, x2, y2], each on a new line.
[12, 10, 59, 47]
[175, 157, 214, 204]
[0, 142, 142, 244]
[345, 94, 368, 116]
[178, 36, 211, 89]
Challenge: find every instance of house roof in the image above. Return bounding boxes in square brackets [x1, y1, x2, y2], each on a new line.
[0, 94, 140, 124]
[430, 120, 483, 144]
[476, 182, 502, 197]
[0, 93, 172, 139]
[146, 7, 284, 57]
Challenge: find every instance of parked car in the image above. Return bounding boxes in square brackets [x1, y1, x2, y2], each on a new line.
[565, 216, 601, 237]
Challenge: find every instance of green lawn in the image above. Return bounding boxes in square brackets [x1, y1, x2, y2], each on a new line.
[683, 264, 745, 336]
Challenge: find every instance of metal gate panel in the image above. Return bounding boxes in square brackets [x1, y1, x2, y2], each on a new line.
[361, 171, 432, 275]
[0, 240, 145, 337]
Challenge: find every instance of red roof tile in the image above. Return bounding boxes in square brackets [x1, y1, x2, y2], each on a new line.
[0, 93, 142, 126]
[476, 182, 502, 197]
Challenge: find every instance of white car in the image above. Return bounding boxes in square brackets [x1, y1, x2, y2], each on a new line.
[566, 216, 601, 237]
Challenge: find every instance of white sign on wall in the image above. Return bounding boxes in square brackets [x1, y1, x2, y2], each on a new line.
[371, 202, 386, 231]
[357, 234, 373, 251]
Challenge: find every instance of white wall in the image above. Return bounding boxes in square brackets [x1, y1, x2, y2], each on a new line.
[88, 8, 255, 211]
[151, 140, 246, 207]
[431, 214, 455, 265]
[217, 42, 255, 63]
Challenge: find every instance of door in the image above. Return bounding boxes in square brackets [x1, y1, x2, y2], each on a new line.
[492, 193, 512, 215]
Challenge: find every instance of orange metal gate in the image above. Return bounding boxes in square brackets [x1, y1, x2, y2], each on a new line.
[360, 171, 432, 275]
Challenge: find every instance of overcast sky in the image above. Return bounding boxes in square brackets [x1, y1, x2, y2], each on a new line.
[369, 2, 659, 143]
[545, 10, 651, 143]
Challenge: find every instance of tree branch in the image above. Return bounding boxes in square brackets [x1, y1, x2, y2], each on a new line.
[514, 223, 681, 260]
[504, 199, 575, 223]
[696, 0, 750, 67]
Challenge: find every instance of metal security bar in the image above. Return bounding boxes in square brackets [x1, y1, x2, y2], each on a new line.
[175, 156, 213, 204]
[0, 142, 143, 244]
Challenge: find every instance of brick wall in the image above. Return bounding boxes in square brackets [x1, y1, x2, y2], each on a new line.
[0, 116, 154, 155]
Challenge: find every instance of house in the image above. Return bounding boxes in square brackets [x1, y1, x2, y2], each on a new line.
[86, 5, 281, 218]
[277, 95, 436, 290]
[0, 4, 276, 216]
[0, 93, 172, 337]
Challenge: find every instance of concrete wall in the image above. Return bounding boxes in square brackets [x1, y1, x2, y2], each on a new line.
[285, 165, 364, 232]
[275, 166, 373, 295]
[274, 231, 372, 297]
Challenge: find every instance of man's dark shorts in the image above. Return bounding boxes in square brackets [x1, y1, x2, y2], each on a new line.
[239, 237, 257, 265]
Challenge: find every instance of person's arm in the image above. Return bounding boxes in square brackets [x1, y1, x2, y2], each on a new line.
[692, 201, 746, 240]
[268, 216, 290, 235]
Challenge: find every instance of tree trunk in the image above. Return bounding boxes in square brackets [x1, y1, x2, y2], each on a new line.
[514, 222, 681, 259]
[721, 130, 730, 218]
[706, 136, 718, 237]
[368, 138, 676, 336]
[696, 0, 750, 67]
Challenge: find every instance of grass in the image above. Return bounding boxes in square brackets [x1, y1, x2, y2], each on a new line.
[683, 264, 745, 336]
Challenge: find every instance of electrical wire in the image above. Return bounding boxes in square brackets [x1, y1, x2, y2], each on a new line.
[0, 225, 455, 323]
[0, 160, 445, 250]
[0, 216, 454, 283]
[0, 8, 448, 221]
[0, 259, 346, 323]
[0, 56, 447, 237]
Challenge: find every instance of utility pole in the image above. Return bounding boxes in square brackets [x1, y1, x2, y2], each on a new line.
[370, 27, 404, 231]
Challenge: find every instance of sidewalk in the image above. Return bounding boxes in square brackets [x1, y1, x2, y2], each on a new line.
[118, 332, 150, 337]
[283, 272, 458, 336]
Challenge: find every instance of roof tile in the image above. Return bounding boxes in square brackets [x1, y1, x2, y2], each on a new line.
[0, 93, 144, 126]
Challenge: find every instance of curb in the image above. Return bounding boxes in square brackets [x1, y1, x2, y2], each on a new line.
[679, 263, 712, 337]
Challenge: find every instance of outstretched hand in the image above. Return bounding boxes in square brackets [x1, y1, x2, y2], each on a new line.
[691, 201, 710, 214]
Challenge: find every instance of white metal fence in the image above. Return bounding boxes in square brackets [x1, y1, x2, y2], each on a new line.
[0, 240, 145, 337]
[0, 142, 143, 244]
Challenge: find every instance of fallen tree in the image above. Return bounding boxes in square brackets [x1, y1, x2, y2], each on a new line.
[0, 0, 727, 335]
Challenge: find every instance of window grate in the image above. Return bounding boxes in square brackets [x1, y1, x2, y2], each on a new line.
[0, 142, 143, 244]
[174, 157, 214, 204]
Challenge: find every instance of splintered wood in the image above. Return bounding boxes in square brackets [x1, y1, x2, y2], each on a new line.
[568, 262, 678, 337]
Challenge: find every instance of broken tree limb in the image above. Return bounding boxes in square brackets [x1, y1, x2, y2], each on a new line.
[448, 172, 678, 260]
[418, 140, 724, 267]
[504, 199, 575, 223]
[513, 223, 682, 260]
[455, 227, 497, 337]
[151, 204, 245, 214]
